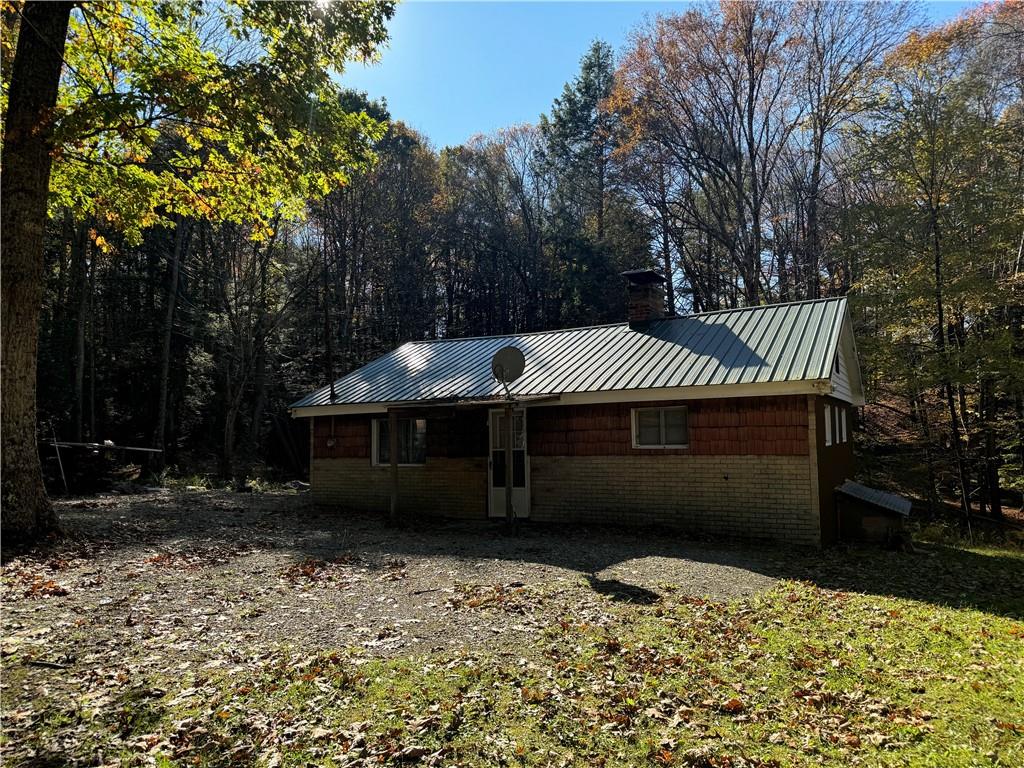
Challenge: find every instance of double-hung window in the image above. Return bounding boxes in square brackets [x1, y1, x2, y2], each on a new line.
[373, 417, 426, 465]
[632, 406, 689, 448]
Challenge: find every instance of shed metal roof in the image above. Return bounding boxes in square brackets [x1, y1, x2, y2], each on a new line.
[836, 481, 913, 517]
[291, 297, 850, 410]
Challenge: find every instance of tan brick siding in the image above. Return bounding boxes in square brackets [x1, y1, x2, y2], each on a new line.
[530, 454, 818, 545]
[311, 457, 487, 519]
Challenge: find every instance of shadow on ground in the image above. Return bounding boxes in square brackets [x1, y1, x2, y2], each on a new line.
[23, 490, 1024, 620]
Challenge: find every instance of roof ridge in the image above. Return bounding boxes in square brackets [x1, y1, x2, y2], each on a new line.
[669, 295, 846, 323]
[408, 296, 848, 345]
[407, 321, 627, 344]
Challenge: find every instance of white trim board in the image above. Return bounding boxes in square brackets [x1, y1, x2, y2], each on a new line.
[291, 379, 843, 418]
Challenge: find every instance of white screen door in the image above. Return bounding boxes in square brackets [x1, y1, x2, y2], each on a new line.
[488, 409, 529, 518]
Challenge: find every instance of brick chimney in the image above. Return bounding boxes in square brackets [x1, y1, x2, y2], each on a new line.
[622, 269, 668, 327]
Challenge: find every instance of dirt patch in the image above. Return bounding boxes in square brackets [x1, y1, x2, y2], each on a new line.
[2, 491, 785, 675]
[3, 491, 1022, 765]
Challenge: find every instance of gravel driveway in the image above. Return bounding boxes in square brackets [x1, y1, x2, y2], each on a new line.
[2, 489, 792, 669]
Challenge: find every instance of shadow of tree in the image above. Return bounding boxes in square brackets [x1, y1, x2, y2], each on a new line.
[586, 574, 662, 605]
[11, 683, 167, 768]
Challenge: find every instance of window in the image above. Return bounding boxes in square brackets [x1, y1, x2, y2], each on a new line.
[825, 404, 849, 446]
[373, 417, 426, 465]
[490, 411, 526, 488]
[632, 406, 688, 448]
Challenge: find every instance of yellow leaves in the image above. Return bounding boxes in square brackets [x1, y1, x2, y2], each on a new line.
[886, 1, 1003, 75]
[521, 685, 548, 704]
[887, 30, 955, 70]
[46, 0, 389, 243]
[87, 228, 113, 254]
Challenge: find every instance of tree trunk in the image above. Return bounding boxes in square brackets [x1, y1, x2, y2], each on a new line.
[71, 222, 90, 442]
[0, 2, 73, 546]
[917, 399, 941, 515]
[980, 376, 1003, 519]
[322, 232, 336, 401]
[743, 18, 762, 307]
[247, 348, 268, 454]
[657, 163, 675, 313]
[806, 131, 824, 300]
[153, 219, 190, 462]
[88, 250, 97, 440]
[930, 202, 971, 523]
[596, 149, 606, 243]
[244, 259, 270, 476]
[222, 404, 237, 482]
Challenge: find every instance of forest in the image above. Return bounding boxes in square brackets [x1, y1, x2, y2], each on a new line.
[2, 0, 1023, 542]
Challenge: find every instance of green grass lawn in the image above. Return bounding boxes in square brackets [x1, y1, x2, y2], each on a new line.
[4, 543, 1023, 767]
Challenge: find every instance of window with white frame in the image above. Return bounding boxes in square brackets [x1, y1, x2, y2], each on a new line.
[840, 408, 847, 443]
[824, 404, 833, 446]
[632, 406, 688, 448]
[373, 417, 427, 465]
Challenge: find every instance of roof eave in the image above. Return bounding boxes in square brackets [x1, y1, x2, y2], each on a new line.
[290, 379, 832, 418]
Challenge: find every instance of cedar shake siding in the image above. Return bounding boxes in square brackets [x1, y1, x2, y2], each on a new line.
[527, 396, 809, 457]
[309, 395, 827, 545]
[313, 416, 370, 459]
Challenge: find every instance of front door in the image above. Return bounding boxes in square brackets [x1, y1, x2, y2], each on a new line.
[488, 409, 529, 519]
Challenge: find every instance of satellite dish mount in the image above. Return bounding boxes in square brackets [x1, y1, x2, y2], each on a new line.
[491, 345, 525, 401]
[490, 346, 526, 532]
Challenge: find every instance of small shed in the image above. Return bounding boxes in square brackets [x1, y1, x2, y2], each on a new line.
[835, 480, 911, 543]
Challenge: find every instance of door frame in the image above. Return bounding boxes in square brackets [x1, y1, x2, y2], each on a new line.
[487, 407, 530, 518]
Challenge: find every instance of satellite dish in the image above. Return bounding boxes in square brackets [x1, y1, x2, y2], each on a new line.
[491, 346, 525, 384]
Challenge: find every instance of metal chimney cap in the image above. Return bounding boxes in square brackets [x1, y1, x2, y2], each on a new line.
[620, 269, 666, 285]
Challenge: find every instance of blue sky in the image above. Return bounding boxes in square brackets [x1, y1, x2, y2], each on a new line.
[341, 1, 978, 149]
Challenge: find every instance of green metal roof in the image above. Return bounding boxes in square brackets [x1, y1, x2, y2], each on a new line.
[292, 297, 852, 410]
[836, 481, 912, 516]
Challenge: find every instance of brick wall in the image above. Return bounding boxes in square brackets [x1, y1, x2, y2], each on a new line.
[530, 454, 818, 544]
[528, 396, 808, 456]
[310, 456, 487, 519]
[305, 395, 821, 544]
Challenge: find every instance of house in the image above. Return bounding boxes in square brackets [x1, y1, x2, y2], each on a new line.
[289, 271, 864, 546]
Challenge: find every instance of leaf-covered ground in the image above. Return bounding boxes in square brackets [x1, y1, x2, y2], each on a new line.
[2, 491, 1022, 766]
